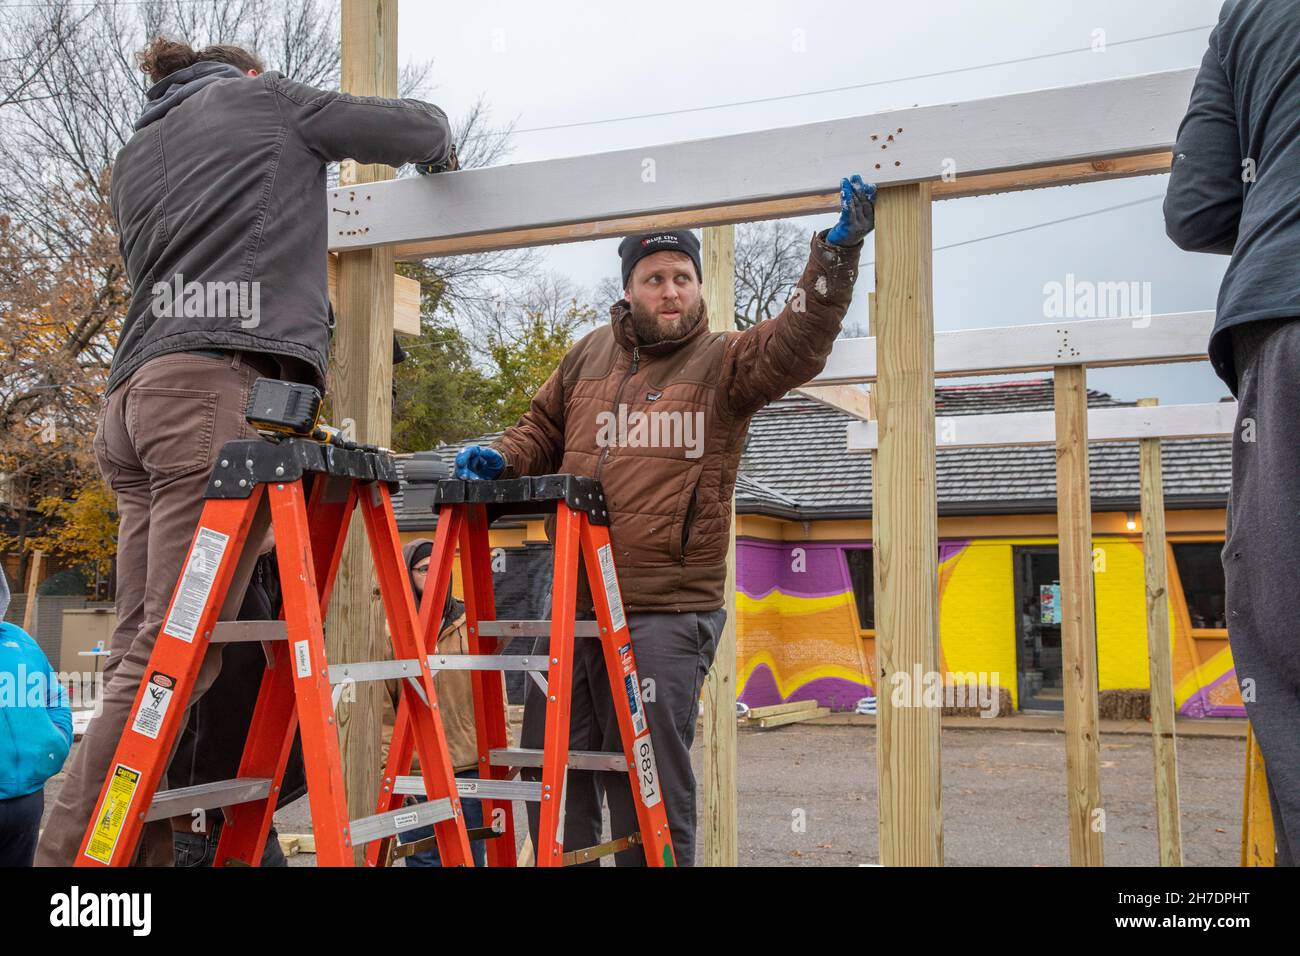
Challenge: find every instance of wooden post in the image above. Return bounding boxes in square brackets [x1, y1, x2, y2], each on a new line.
[866, 292, 884, 846]
[701, 223, 739, 867]
[1053, 364, 1104, 865]
[328, 0, 399, 863]
[873, 184, 942, 866]
[1241, 724, 1275, 866]
[1137, 397, 1183, 866]
[22, 549, 43, 632]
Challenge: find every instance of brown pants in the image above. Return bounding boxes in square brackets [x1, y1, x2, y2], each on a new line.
[36, 351, 276, 866]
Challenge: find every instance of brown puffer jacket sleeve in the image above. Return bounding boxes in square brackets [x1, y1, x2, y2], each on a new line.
[719, 229, 862, 419]
[491, 362, 566, 478]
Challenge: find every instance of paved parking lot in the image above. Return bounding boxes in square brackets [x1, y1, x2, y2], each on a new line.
[262, 717, 1246, 866]
[41, 716, 1245, 866]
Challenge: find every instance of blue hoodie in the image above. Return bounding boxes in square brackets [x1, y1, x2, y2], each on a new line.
[0, 622, 72, 799]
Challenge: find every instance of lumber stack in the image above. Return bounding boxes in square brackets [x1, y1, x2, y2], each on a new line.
[742, 699, 830, 730]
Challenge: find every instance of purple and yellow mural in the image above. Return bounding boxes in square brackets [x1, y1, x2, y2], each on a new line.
[449, 515, 1240, 719]
[735, 540, 869, 712]
[734, 532, 1243, 718]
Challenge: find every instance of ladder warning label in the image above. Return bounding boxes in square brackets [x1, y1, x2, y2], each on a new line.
[131, 671, 176, 740]
[162, 527, 229, 643]
[393, 810, 419, 830]
[633, 736, 661, 808]
[293, 640, 312, 679]
[84, 763, 140, 865]
[596, 544, 627, 632]
[624, 670, 646, 737]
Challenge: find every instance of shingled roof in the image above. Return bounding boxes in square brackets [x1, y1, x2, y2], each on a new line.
[395, 378, 1231, 527]
[739, 379, 1231, 518]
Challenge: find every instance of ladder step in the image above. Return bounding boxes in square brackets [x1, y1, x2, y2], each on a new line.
[392, 825, 503, 858]
[349, 797, 454, 846]
[146, 777, 273, 822]
[428, 654, 551, 672]
[489, 748, 628, 773]
[330, 659, 423, 685]
[209, 621, 287, 643]
[393, 775, 544, 802]
[563, 832, 642, 867]
[329, 655, 551, 685]
[474, 620, 601, 639]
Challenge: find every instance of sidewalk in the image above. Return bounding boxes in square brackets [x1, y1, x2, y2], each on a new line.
[505, 703, 1248, 739]
[800, 711, 1248, 739]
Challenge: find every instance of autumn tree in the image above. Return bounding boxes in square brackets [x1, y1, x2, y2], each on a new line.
[482, 274, 596, 427]
[0, 0, 525, 579]
[390, 261, 496, 452]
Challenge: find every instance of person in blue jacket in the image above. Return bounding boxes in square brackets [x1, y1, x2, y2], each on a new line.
[0, 566, 72, 866]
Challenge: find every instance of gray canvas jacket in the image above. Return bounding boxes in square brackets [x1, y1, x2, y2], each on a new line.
[1164, 0, 1300, 396]
[107, 62, 453, 394]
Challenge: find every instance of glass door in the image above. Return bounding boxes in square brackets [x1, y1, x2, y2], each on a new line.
[1013, 547, 1064, 712]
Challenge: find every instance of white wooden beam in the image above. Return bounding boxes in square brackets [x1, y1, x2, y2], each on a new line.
[793, 384, 872, 420]
[327, 69, 1194, 258]
[814, 312, 1215, 385]
[847, 401, 1237, 451]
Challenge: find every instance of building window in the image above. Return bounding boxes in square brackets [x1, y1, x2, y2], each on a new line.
[1171, 542, 1227, 630]
[844, 547, 874, 631]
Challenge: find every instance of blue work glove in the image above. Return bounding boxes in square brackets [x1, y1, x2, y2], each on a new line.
[455, 444, 505, 480]
[825, 175, 876, 246]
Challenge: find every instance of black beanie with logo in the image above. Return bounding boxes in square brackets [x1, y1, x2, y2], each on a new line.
[618, 230, 703, 289]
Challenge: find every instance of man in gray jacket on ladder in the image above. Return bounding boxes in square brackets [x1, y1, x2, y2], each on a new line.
[37, 35, 458, 866]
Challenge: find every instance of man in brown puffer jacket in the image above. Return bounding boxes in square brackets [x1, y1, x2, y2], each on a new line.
[456, 176, 875, 865]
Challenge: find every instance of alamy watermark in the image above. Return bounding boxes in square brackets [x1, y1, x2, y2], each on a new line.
[0, 666, 104, 716]
[151, 273, 261, 329]
[50, 886, 151, 936]
[595, 404, 705, 459]
[1043, 272, 1152, 326]
[889, 666, 1002, 718]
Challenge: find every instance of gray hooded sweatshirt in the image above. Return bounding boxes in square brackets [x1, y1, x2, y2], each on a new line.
[1164, 0, 1300, 395]
[107, 62, 453, 394]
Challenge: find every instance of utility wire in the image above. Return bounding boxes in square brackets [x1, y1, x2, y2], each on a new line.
[859, 194, 1165, 270]
[484, 24, 1213, 138]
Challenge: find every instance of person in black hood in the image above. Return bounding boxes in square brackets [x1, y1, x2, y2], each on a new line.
[37, 35, 458, 867]
[387, 539, 487, 867]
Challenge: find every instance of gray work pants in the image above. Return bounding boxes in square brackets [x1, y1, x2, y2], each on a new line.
[1226, 317, 1300, 866]
[521, 607, 726, 866]
[37, 351, 276, 866]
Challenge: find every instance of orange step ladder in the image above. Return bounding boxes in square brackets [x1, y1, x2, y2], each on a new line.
[368, 475, 677, 867]
[76, 435, 473, 867]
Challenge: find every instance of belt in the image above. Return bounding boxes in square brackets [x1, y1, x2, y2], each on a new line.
[187, 348, 280, 377]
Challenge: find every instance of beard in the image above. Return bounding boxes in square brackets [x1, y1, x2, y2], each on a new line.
[628, 297, 702, 345]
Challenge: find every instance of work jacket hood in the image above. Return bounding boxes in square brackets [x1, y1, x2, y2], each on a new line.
[136, 61, 247, 130]
[402, 537, 461, 631]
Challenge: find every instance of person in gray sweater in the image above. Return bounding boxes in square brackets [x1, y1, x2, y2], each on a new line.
[1164, 0, 1300, 865]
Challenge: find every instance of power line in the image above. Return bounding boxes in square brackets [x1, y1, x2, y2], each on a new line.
[492, 24, 1213, 137]
[937, 194, 1163, 251]
[860, 194, 1165, 270]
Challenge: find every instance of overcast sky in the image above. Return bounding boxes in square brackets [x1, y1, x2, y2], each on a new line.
[399, 0, 1231, 404]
